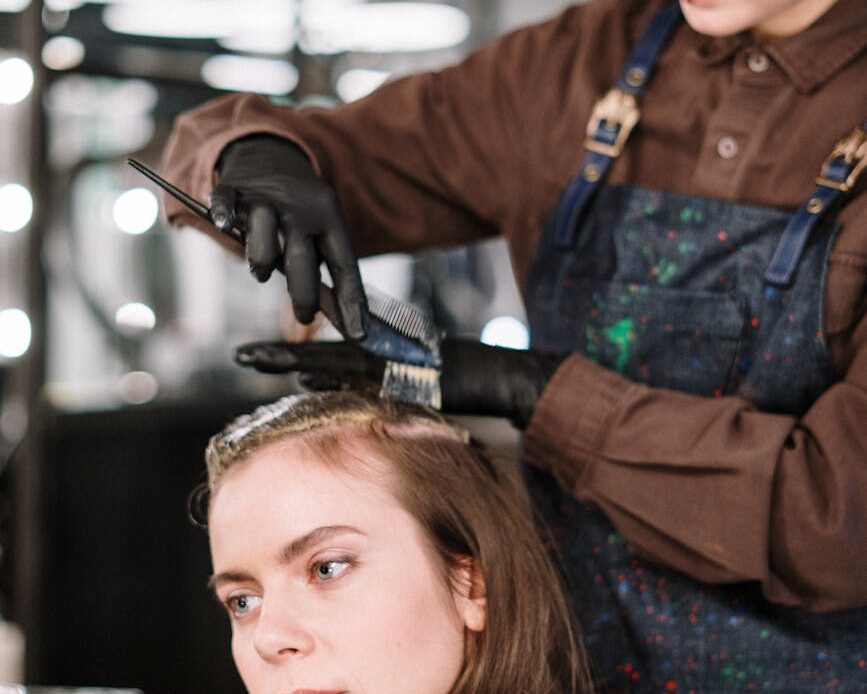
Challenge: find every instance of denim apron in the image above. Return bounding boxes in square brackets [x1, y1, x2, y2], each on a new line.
[523, 5, 867, 692]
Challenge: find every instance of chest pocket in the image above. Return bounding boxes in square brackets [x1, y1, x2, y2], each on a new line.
[577, 281, 745, 395]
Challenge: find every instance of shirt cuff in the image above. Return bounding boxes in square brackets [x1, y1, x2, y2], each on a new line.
[522, 353, 635, 493]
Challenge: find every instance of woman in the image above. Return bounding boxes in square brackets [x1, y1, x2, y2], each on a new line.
[199, 390, 594, 694]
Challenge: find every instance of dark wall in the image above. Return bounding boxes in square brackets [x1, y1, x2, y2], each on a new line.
[28, 399, 266, 694]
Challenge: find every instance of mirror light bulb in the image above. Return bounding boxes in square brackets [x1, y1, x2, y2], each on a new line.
[0, 57, 34, 104]
[0, 184, 33, 232]
[0, 309, 32, 359]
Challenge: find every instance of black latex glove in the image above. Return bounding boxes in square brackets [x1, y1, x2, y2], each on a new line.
[210, 134, 367, 340]
[235, 338, 565, 429]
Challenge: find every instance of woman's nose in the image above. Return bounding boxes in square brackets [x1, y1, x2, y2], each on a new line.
[252, 598, 316, 662]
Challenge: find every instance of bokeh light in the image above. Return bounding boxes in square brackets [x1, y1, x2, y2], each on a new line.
[114, 302, 156, 334]
[0, 184, 33, 232]
[0, 57, 34, 105]
[480, 315, 530, 350]
[0, 309, 32, 359]
[112, 187, 158, 234]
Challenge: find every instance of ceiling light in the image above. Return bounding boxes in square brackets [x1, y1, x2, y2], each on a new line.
[301, 2, 471, 54]
[0, 184, 33, 232]
[480, 315, 530, 350]
[201, 54, 299, 95]
[336, 68, 390, 102]
[113, 187, 158, 234]
[103, 0, 294, 40]
[0, 0, 30, 11]
[0, 57, 34, 104]
[45, 0, 83, 10]
[0, 309, 32, 359]
[42, 36, 85, 71]
[218, 28, 296, 55]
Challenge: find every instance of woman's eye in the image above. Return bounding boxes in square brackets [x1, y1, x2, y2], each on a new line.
[225, 594, 261, 618]
[312, 558, 351, 582]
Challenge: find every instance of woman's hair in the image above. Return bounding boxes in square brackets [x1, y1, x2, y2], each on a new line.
[201, 391, 593, 694]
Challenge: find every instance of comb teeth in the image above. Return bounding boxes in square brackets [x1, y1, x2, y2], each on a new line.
[365, 285, 440, 349]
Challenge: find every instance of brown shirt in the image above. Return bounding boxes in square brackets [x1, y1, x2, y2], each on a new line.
[162, 0, 867, 611]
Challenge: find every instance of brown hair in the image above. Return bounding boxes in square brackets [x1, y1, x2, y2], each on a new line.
[203, 391, 593, 694]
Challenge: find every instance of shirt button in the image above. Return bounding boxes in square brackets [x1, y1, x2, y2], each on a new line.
[747, 51, 770, 73]
[716, 136, 739, 160]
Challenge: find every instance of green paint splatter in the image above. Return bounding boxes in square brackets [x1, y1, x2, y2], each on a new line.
[679, 207, 705, 223]
[603, 318, 636, 372]
[677, 241, 692, 254]
[656, 260, 678, 285]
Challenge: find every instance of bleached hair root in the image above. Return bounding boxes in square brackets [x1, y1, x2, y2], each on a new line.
[204, 390, 468, 489]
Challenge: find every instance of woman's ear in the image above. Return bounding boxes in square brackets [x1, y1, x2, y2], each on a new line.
[452, 557, 486, 632]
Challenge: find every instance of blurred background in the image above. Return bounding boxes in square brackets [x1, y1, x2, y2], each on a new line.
[0, 1, 575, 691]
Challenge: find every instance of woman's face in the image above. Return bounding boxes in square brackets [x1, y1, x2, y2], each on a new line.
[679, 0, 838, 37]
[208, 438, 483, 694]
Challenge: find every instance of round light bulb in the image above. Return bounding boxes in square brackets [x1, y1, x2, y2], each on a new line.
[0, 309, 32, 359]
[0, 184, 33, 232]
[113, 187, 158, 234]
[114, 302, 156, 333]
[480, 315, 530, 350]
[0, 57, 34, 105]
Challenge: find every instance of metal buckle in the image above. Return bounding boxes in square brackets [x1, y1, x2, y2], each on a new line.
[815, 126, 867, 193]
[584, 88, 640, 157]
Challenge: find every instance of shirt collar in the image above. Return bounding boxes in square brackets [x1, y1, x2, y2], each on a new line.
[689, 0, 867, 93]
[765, 0, 867, 93]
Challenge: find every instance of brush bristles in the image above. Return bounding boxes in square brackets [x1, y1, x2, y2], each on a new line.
[380, 361, 442, 410]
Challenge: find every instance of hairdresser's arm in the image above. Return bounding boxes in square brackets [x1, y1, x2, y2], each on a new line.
[158, 6, 589, 255]
[524, 291, 867, 613]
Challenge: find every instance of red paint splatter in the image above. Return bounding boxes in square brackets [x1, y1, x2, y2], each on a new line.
[717, 231, 728, 241]
[665, 680, 678, 692]
[751, 317, 760, 328]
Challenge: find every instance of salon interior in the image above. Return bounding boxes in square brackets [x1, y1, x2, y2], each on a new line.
[0, 0, 575, 692]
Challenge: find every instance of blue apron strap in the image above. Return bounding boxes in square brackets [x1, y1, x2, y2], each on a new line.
[764, 122, 867, 286]
[554, 1, 683, 249]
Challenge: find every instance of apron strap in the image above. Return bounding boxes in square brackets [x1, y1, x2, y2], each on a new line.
[764, 121, 867, 286]
[554, 1, 683, 249]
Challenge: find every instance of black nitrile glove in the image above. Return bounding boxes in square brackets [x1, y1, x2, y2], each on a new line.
[211, 134, 367, 340]
[235, 338, 565, 429]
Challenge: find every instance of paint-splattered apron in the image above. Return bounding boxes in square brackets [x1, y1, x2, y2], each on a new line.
[523, 4, 867, 692]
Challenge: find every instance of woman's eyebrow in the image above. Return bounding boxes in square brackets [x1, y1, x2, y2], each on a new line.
[277, 524, 365, 565]
[208, 570, 253, 592]
[208, 525, 366, 591]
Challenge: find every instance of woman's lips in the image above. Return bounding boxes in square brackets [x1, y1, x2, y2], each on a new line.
[290, 690, 347, 694]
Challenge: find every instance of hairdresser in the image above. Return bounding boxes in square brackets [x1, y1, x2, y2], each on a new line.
[161, 0, 867, 690]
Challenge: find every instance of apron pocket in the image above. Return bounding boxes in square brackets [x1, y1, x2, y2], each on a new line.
[581, 283, 746, 396]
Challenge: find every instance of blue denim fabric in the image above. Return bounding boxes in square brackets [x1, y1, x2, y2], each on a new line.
[523, 184, 867, 693]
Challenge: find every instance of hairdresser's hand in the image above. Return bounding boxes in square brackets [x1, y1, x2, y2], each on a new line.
[235, 338, 565, 429]
[210, 134, 367, 340]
